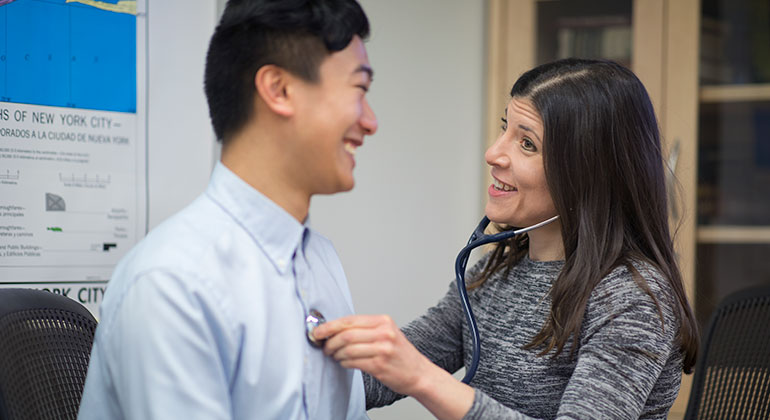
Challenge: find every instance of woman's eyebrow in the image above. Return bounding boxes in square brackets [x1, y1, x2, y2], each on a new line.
[518, 124, 542, 142]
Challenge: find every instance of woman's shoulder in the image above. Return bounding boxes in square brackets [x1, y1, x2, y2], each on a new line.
[585, 259, 679, 331]
[579, 259, 683, 372]
[592, 259, 673, 304]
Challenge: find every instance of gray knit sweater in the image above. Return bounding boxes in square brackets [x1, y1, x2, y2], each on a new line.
[364, 255, 684, 419]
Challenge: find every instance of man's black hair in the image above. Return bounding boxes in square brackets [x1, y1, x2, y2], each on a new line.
[204, 0, 370, 143]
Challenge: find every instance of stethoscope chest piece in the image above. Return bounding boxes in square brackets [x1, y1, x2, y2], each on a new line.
[305, 309, 327, 348]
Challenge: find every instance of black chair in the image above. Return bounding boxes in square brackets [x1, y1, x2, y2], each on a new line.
[0, 288, 97, 420]
[684, 285, 770, 420]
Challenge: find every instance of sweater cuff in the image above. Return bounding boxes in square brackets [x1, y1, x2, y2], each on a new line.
[461, 388, 485, 420]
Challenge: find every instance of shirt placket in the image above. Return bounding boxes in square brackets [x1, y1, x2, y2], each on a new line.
[292, 236, 316, 419]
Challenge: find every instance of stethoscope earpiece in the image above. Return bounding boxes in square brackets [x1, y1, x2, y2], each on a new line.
[305, 309, 327, 348]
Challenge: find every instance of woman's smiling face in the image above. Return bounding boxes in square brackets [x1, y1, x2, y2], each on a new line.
[484, 97, 558, 227]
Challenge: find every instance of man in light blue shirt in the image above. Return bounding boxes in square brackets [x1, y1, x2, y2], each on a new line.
[78, 1, 378, 418]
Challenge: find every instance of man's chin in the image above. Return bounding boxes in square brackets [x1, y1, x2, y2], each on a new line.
[338, 179, 355, 193]
[316, 179, 355, 195]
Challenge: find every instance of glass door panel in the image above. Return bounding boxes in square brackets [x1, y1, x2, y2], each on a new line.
[701, 0, 770, 85]
[698, 101, 770, 225]
[536, 0, 633, 67]
[695, 0, 770, 330]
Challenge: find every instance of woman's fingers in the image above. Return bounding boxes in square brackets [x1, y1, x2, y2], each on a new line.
[313, 313, 429, 396]
[330, 341, 393, 362]
[323, 326, 389, 355]
[313, 314, 390, 341]
[321, 315, 398, 356]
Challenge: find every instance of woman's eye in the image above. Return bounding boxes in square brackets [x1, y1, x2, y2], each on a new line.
[500, 117, 508, 131]
[522, 138, 537, 151]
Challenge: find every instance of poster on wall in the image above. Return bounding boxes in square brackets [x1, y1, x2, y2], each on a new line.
[0, 0, 147, 317]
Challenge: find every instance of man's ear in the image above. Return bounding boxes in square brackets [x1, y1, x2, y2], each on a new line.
[254, 65, 295, 117]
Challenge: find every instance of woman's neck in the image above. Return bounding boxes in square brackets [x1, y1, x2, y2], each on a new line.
[526, 218, 564, 261]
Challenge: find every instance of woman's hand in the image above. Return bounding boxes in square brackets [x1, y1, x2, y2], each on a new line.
[313, 314, 432, 397]
[314, 314, 475, 420]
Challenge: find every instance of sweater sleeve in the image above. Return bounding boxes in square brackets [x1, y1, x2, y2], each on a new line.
[462, 265, 681, 420]
[365, 255, 490, 409]
[364, 279, 466, 409]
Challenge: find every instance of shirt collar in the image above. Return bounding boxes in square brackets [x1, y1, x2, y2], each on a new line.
[205, 162, 306, 275]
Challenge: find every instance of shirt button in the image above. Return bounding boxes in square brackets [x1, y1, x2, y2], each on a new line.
[304, 356, 308, 365]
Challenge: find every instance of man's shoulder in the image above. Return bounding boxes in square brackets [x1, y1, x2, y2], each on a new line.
[132, 195, 233, 267]
[104, 190, 297, 297]
[98, 195, 239, 312]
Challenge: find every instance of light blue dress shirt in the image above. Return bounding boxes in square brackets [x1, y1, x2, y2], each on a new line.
[78, 163, 368, 420]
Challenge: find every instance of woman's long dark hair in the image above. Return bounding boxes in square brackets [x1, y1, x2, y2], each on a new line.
[475, 58, 699, 372]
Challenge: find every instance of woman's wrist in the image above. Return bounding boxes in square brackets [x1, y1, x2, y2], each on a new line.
[408, 357, 441, 399]
[411, 362, 475, 420]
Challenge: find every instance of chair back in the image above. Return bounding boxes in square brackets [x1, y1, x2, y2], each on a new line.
[0, 288, 97, 420]
[684, 285, 770, 420]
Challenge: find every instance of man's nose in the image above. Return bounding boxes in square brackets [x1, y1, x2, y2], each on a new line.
[360, 98, 378, 135]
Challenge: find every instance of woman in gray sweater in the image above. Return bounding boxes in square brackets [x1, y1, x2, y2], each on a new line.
[314, 59, 700, 420]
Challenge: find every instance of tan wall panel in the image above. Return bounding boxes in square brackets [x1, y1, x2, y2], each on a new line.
[661, 0, 700, 416]
[484, 0, 535, 203]
[632, 0, 666, 130]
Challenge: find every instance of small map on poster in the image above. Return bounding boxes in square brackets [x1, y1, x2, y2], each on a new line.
[0, 0, 137, 112]
[0, 0, 147, 317]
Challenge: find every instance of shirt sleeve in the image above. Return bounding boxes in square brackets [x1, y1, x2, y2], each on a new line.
[462, 268, 680, 420]
[97, 269, 237, 420]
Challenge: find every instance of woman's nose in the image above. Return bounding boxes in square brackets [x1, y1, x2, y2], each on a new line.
[485, 135, 509, 168]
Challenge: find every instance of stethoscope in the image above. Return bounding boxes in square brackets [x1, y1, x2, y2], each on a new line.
[304, 214, 560, 385]
[454, 214, 559, 384]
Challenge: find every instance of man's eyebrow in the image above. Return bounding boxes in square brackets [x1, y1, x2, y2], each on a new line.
[354, 64, 374, 80]
[518, 124, 542, 142]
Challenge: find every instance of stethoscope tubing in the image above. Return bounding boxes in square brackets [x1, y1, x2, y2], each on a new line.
[455, 215, 559, 384]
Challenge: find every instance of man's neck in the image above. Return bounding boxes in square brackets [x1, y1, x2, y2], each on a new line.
[220, 125, 311, 223]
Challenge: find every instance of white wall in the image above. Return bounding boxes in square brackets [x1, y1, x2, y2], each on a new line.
[311, 2, 486, 419]
[148, 2, 486, 419]
[147, 1, 219, 229]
